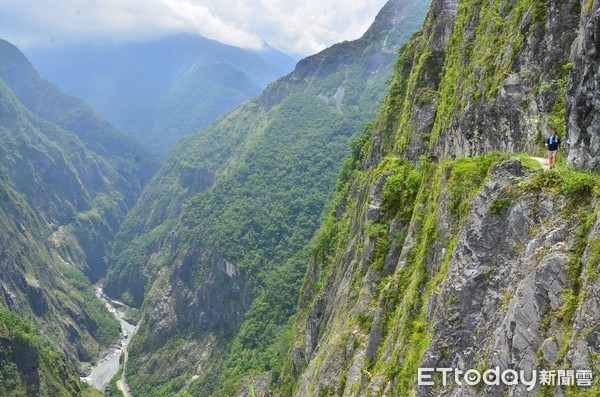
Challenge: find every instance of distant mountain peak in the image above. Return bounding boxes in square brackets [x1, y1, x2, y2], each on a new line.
[0, 38, 38, 75]
[25, 33, 297, 159]
[268, 0, 429, 91]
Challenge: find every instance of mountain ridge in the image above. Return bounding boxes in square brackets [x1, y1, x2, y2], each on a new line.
[25, 33, 298, 159]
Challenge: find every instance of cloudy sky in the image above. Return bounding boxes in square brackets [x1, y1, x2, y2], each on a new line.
[0, 0, 388, 56]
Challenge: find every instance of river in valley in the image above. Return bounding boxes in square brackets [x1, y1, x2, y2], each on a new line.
[81, 287, 138, 391]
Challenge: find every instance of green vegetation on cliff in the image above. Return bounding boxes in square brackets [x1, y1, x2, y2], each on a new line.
[121, 60, 400, 395]
[0, 78, 122, 363]
[0, 309, 81, 396]
[287, 137, 600, 394]
[278, 0, 598, 393]
[0, 38, 157, 395]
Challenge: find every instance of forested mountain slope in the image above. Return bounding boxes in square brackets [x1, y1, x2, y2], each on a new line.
[102, 0, 431, 395]
[0, 39, 157, 395]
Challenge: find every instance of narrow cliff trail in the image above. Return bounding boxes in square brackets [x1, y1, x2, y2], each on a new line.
[530, 156, 549, 169]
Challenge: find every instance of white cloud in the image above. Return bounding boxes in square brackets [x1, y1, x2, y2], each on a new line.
[0, 0, 388, 55]
[159, 0, 264, 49]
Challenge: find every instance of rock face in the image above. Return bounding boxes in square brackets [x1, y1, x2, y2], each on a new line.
[124, 248, 253, 393]
[283, 0, 600, 394]
[420, 162, 573, 397]
[566, 2, 600, 168]
[364, 0, 594, 168]
[430, 0, 580, 160]
[289, 155, 599, 396]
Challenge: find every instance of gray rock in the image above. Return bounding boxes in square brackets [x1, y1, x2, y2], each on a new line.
[237, 372, 273, 397]
[570, 340, 591, 371]
[541, 338, 559, 365]
[291, 158, 600, 397]
[566, 2, 600, 169]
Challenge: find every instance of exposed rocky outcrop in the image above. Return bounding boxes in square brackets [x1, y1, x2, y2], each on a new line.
[566, 0, 600, 168]
[366, 0, 589, 168]
[290, 155, 599, 396]
[124, 247, 253, 395]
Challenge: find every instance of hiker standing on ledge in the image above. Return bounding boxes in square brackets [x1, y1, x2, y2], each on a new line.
[545, 131, 561, 169]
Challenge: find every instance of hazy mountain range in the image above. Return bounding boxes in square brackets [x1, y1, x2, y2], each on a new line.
[26, 34, 297, 159]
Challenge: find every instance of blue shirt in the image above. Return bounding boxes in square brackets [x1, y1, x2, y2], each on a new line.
[546, 136, 560, 151]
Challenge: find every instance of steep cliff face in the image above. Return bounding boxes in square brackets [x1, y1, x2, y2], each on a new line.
[284, 0, 600, 394]
[0, 39, 157, 280]
[289, 154, 599, 396]
[0, 39, 157, 394]
[566, 0, 600, 168]
[0, 309, 81, 396]
[368, 0, 583, 167]
[103, 0, 431, 395]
